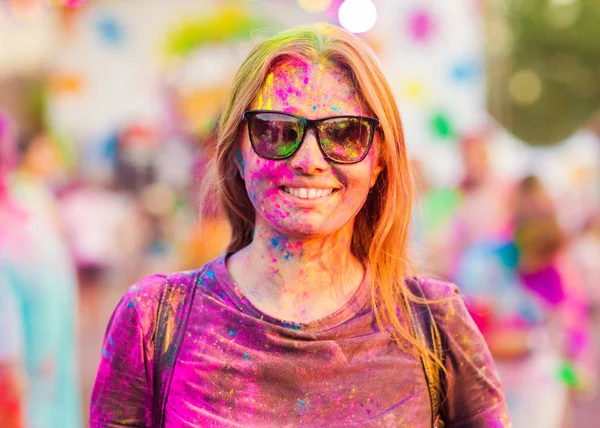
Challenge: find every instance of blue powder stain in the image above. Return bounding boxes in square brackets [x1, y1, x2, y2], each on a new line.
[206, 270, 215, 279]
[331, 105, 342, 112]
[107, 336, 115, 347]
[271, 237, 279, 248]
[298, 399, 306, 413]
[312, 105, 317, 110]
[229, 329, 237, 336]
[236, 148, 245, 176]
[243, 352, 250, 360]
[284, 251, 292, 261]
[127, 300, 135, 309]
[102, 346, 109, 358]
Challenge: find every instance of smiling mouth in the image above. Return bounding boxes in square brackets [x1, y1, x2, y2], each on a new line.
[281, 187, 338, 199]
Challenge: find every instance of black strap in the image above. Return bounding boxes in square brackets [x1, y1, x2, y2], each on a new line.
[406, 277, 446, 428]
[152, 270, 202, 427]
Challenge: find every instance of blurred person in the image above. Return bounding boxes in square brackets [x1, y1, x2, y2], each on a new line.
[456, 175, 594, 427]
[58, 173, 147, 323]
[91, 24, 509, 427]
[0, 113, 81, 428]
[0, 112, 26, 427]
[443, 131, 514, 279]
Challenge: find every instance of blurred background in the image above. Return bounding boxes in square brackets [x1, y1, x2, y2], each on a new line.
[0, 0, 599, 427]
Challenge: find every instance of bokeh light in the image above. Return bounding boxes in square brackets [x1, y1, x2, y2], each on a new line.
[509, 69, 542, 105]
[338, 0, 377, 34]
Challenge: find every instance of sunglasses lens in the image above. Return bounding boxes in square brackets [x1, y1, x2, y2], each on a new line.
[248, 112, 302, 159]
[318, 117, 373, 163]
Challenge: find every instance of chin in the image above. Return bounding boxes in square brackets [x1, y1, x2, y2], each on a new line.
[272, 221, 326, 238]
[269, 215, 351, 240]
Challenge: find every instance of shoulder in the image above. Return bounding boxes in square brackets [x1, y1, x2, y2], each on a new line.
[412, 276, 476, 339]
[117, 258, 223, 335]
[414, 276, 459, 301]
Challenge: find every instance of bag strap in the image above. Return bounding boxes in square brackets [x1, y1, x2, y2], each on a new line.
[405, 277, 446, 428]
[152, 269, 202, 427]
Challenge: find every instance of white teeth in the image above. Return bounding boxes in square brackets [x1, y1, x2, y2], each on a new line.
[283, 187, 335, 199]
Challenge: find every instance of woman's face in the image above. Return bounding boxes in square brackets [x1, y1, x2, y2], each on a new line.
[237, 58, 383, 239]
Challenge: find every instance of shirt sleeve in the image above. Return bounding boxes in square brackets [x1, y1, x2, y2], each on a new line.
[421, 278, 512, 428]
[90, 274, 166, 427]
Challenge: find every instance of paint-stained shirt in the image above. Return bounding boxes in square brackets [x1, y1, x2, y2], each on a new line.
[90, 254, 510, 427]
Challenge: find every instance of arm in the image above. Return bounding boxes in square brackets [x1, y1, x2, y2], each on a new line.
[90, 275, 166, 427]
[422, 279, 511, 428]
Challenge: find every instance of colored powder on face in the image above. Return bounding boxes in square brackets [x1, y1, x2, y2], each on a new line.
[331, 106, 341, 112]
[270, 238, 279, 248]
[262, 73, 274, 110]
[275, 88, 288, 103]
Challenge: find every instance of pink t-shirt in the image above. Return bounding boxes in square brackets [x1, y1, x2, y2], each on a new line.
[91, 255, 509, 427]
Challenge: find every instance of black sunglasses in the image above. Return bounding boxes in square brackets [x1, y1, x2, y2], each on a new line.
[242, 110, 379, 164]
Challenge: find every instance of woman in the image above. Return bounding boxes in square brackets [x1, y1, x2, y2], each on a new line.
[0, 115, 81, 427]
[456, 175, 593, 427]
[91, 24, 509, 427]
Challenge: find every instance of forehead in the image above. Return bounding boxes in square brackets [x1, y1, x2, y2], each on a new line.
[251, 57, 368, 117]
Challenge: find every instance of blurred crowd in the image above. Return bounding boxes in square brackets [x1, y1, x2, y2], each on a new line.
[1, 105, 600, 427]
[412, 129, 600, 427]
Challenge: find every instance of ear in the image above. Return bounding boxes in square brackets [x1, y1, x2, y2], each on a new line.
[369, 142, 384, 188]
[235, 147, 245, 179]
[370, 160, 383, 188]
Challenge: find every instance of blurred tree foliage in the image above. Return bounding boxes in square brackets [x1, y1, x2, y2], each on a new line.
[486, 0, 600, 146]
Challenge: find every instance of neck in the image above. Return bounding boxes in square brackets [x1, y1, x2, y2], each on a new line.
[228, 220, 365, 322]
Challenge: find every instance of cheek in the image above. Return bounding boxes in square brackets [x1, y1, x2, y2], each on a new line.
[243, 155, 293, 204]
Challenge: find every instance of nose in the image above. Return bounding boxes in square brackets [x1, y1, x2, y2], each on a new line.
[288, 129, 330, 174]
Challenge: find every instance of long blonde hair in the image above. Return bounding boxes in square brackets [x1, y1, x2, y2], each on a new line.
[202, 23, 444, 379]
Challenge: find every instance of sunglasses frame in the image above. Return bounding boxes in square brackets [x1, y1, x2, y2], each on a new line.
[242, 110, 380, 165]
